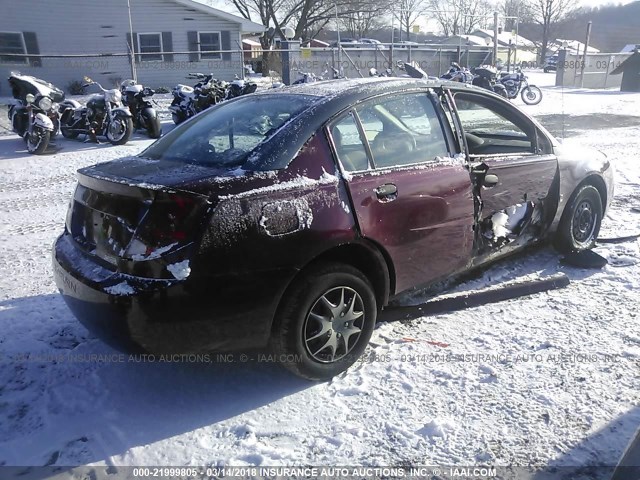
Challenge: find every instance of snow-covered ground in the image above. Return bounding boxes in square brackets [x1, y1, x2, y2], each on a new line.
[0, 72, 639, 477]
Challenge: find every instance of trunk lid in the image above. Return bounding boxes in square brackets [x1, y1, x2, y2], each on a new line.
[67, 156, 278, 277]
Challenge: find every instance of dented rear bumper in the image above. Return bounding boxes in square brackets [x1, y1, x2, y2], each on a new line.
[52, 233, 293, 354]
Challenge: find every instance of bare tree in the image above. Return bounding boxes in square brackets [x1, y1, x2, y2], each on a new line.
[339, 0, 391, 38]
[393, 0, 427, 41]
[225, 0, 276, 74]
[501, 0, 534, 31]
[224, 0, 346, 74]
[427, 0, 492, 36]
[532, 0, 577, 61]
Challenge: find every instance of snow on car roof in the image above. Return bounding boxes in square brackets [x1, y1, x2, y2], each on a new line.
[255, 77, 454, 103]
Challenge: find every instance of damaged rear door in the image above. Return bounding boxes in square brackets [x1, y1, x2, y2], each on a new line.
[328, 91, 475, 293]
[449, 90, 558, 251]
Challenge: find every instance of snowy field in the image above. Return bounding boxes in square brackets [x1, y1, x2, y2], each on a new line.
[0, 72, 639, 478]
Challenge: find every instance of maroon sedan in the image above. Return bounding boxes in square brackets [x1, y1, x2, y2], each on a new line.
[53, 78, 613, 380]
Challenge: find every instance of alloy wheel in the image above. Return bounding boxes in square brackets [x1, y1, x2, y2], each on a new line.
[303, 286, 365, 363]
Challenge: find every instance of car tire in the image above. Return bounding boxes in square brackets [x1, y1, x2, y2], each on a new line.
[270, 262, 377, 381]
[555, 184, 603, 252]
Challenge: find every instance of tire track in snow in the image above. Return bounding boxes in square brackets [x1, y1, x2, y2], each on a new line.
[0, 173, 75, 194]
[4, 222, 63, 236]
[0, 191, 72, 213]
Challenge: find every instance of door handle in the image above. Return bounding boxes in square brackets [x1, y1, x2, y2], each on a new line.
[375, 183, 398, 201]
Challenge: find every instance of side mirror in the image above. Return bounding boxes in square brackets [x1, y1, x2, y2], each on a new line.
[483, 174, 499, 188]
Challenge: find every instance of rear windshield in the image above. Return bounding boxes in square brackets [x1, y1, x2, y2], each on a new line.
[141, 94, 316, 168]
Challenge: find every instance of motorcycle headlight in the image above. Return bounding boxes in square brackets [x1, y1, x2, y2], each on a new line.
[25, 93, 35, 104]
[38, 97, 53, 111]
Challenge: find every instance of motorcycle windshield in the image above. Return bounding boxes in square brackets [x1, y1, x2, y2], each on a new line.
[141, 94, 317, 169]
[9, 73, 64, 102]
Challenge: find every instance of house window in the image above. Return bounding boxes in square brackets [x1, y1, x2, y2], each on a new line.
[199, 32, 221, 59]
[138, 33, 163, 61]
[0, 32, 27, 64]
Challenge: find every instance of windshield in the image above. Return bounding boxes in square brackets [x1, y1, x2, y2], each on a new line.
[141, 94, 317, 168]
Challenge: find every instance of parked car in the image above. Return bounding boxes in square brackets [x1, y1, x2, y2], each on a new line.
[394, 41, 420, 48]
[53, 78, 614, 380]
[544, 54, 558, 73]
[360, 38, 382, 45]
[330, 38, 360, 47]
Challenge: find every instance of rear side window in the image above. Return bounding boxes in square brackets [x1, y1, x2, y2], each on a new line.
[331, 113, 370, 172]
[141, 94, 316, 168]
[355, 93, 449, 168]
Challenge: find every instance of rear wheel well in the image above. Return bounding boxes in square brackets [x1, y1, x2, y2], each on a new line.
[276, 243, 394, 326]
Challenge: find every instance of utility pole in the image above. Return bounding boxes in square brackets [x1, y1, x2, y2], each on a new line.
[579, 21, 592, 88]
[493, 11, 499, 66]
[127, 0, 137, 82]
[335, 4, 342, 76]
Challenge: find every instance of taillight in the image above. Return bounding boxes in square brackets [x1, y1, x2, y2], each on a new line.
[123, 192, 207, 260]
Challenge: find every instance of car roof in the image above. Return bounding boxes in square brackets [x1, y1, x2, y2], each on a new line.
[244, 77, 481, 171]
[256, 77, 467, 104]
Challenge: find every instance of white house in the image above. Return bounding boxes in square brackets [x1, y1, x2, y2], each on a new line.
[552, 39, 600, 55]
[0, 0, 264, 94]
[471, 29, 538, 63]
[472, 29, 537, 50]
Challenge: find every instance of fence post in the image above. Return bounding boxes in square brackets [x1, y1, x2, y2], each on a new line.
[579, 21, 593, 88]
[331, 48, 336, 75]
[555, 48, 567, 87]
[281, 39, 300, 85]
[604, 54, 613, 88]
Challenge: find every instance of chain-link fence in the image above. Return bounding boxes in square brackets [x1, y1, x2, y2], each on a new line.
[285, 44, 513, 81]
[0, 43, 518, 96]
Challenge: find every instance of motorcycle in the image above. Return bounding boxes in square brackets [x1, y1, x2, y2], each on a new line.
[402, 61, 438, 80]
[471, 65, 508, 98]
[369, 67, 393, 77]
[292, 71, 321, 84]
[7, 72, 64, 154]
[440, 62, 474, 83]
[498, 68, 543, 105]
[169, 73, 226, 125]
[59, 77, 133, 145]
[225, 75, 258, 100]
[120, 80, 162, 139]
